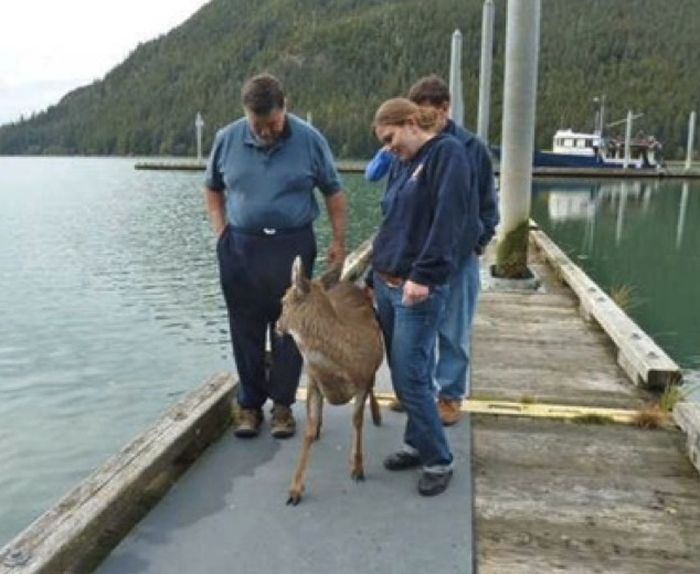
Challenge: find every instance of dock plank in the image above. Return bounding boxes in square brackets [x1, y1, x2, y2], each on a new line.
[475, 416, 700, 573]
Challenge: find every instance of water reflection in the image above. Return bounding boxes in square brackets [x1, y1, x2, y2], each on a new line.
[532, 178, 700, 377]
[677, 182, 689, 249]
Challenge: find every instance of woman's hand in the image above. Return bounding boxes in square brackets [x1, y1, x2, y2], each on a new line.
[402, 280, 429, 306]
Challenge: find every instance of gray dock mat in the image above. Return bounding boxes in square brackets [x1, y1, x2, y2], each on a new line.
[98, 405, 473, 574]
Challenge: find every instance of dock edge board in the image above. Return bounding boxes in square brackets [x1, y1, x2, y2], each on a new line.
[673, 403, 700, 474]
[529, 223, 681, 390]
[0, 373, 236, 574]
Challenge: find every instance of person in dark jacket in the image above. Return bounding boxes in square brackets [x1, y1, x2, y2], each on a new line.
[371, 98, 480, 496]
[366, 75, 498, 425]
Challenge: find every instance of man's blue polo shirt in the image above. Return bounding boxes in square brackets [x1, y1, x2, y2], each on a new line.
[205, 113, 342, 230]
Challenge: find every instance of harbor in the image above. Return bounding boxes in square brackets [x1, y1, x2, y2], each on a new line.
[2, 0, 700, 572]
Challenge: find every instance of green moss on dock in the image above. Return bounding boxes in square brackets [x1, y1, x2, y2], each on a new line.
[495, 221, 530, 279]
[571, 413, 615, 425]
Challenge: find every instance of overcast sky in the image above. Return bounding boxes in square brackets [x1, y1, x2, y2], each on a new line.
[0, 0, 211, 126]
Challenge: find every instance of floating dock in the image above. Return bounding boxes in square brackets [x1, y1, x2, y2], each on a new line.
[2, 228, 700, 573]
[134, 158, 700, 178]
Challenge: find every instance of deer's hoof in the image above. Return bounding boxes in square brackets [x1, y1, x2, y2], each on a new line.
[287, 488, 303, 505]
[351, 469, 365, 481]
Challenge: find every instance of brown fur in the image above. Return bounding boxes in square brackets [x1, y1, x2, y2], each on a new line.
[277, 257, 384, 504]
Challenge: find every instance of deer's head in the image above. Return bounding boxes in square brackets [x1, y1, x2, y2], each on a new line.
[277, 256, 339, 337]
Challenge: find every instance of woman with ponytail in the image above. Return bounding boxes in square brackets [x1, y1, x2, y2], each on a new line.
[370, 97, 480, 496]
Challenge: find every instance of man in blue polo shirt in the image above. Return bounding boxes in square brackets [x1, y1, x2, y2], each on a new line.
[205, 73, 347, 439]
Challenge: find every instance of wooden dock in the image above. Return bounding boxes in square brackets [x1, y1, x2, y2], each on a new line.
[2, 228, 700, 573]
[471, 230, 699, 572]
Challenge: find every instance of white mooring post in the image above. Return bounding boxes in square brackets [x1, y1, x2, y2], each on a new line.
[477, 0, 495, 143]
[306, 111, 313, 126]
[496, 0, 541, 276]
[449, 29, 464, 127]
[686, 111, 696, 170]
[195, 112, 204, 162]
[623, 110, 633, 169]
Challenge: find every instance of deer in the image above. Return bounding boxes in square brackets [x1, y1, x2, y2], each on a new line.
[276, 255, 384, 505]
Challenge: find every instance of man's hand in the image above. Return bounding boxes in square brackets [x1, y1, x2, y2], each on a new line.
[324, 192, 347, 269]
[205, 189, 227, 240]
[326, 238, 346, 269]
[402, 280, 429, 306]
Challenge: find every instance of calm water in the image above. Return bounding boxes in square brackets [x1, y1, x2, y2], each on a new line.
[1, 158, 698, 546]
[0, 157, 383, 546]
[531, 178, 700, 389]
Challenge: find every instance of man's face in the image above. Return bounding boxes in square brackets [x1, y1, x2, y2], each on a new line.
[245, 106, 286, 146]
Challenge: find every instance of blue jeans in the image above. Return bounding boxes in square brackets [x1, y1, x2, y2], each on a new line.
[433, 253, 480, 400]
[374, 273, 453, 469]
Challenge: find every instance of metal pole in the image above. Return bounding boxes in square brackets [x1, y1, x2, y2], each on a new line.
[686, 111, 696, 170]
[195, 112, 204, 162]
[623, 110, 633, 169]
[498, 0, 541, 248]
[477, 0, 495, 142]
[449, 29, 464, 127]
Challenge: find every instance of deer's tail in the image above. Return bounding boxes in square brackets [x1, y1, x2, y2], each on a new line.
[369, 388, 382, 426]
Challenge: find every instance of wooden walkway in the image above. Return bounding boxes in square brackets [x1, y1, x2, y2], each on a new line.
[471, 239, 700, 573]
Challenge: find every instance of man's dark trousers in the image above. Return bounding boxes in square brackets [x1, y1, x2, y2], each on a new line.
[216, 224, 316, 410]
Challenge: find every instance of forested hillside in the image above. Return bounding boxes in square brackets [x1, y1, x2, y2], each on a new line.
[0, 0, 698, 158]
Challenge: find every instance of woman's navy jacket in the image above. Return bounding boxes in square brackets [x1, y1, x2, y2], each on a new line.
[372, 133, 481, 287]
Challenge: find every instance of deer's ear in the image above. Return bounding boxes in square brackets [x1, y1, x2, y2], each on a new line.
[291, 256, 310, 293]
[319, 264, 341, 290]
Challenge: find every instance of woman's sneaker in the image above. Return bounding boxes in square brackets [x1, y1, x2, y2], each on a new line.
[418, 469, 453, 496]
[383, 450, 421, 471]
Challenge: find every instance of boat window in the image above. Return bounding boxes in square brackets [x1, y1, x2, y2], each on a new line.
[586, 139, 593, 147]
[564, 138, 574, 147]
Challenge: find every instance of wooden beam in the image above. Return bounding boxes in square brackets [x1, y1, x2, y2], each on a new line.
[296, 389, 647, 427]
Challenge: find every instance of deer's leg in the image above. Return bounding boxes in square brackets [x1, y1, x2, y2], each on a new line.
[350, 389, 369, 481]
[315, 394, 324, 440]
[287, 379, 322, 505]
[369, 382, 382, 426]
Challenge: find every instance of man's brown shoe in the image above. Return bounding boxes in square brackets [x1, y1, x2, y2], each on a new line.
[388, 398, 404, 412]
[438, 398, 462, 426]
[235, 408, 263, 438]
[270, 404, 296, 438]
